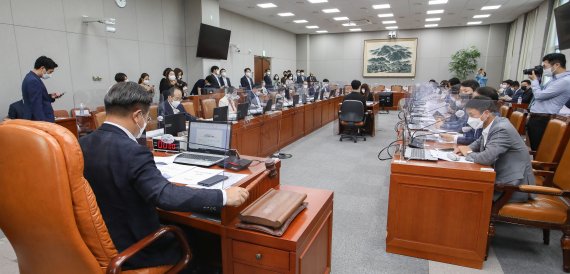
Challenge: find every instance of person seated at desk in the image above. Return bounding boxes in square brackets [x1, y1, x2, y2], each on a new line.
[79, 82, 249, 271]
[159, 86, 198, 124]
[343, 80, 366, 111]
[455, 95, 534, 202]
[218, 88, 238, 114]
[361, 83, 373, 101]
[511, 79, 534, 104]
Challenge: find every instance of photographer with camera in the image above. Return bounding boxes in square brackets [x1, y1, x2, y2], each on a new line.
[526, 53, 570, 151]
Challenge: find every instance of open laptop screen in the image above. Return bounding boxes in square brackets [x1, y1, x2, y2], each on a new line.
[187, 121, 231, 154]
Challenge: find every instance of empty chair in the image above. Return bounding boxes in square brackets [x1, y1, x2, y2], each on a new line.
[96, 106, 105, 113]
[390, 85, 403, 92]
[181, 101, 196, 116]
[373, 85, 385, 92]
[201, 98, 217, 119]
[53, 109, 70, 118]
[499, 105, 513, 118]
[93, 111, 106, 129]
[0, 119, 191, 274]
[509, 111, 527, 135]
[339, 100, 366, 143]
[532, 119, 570, 184]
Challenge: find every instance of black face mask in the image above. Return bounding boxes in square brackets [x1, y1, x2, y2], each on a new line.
[521, 86, 528, 91]
[459, 94, 472, 100]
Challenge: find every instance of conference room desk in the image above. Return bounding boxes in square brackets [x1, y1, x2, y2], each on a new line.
[386, 91, 408, 111]
[156, 154, 334, 274]
[337, 102, 378, 137]
[386, 151, 496, 269]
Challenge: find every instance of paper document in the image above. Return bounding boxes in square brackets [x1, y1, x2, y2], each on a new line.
[431, 150, 473, 163]
[167, 167, 247, 190]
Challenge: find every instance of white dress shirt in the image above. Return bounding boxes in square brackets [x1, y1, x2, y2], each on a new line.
[482, 118, 495, 146]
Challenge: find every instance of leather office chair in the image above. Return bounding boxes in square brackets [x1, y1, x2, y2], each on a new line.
[201, 99, 216, 119]
[373, 85, 385, 92]
[390, 85, 403, 92]
[488, 141, 570, 273]
[54, 109, 70, 118]
[93, 111, 107, 129]
[339, 100, 366, 143]
[96, 106, 106, 113]
[146, 105, 158, 131]
[509, 111, 527, 135]
[0, 120, 191, 274]
[499, 105, 513, 118]
[532, 119, 570, 185]
[181, 101, 196, 116]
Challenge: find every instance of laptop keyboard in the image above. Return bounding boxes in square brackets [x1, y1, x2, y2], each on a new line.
[409, 148, 425, 159]
[177, 153, 224, 162]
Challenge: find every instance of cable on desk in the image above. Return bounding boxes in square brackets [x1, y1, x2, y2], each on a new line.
[378, 140, 399, 161]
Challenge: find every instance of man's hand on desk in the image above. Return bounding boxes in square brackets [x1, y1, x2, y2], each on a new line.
[440, 133, 455, 142]
[226, 187, 249, 207]
[455, 145, 472, 156]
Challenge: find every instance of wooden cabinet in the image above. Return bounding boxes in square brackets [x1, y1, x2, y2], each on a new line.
[304, 104, 315, 134]
[279, 109, 295, 148]
[260, 114, 281, 157]
[293, 108, 305, 140]
[232, 119, 263, 157]
[313, 101, 322, 129]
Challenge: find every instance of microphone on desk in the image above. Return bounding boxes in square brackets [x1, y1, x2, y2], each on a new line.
[408, 109, 465, 148]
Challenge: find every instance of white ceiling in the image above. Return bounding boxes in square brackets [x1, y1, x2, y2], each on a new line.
[218, 0, 544, 34]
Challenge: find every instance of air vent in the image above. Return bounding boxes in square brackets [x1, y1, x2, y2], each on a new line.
[347, 19, 372, 27]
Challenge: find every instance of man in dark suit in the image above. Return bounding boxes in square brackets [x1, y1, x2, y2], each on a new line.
[343, 80, 366, 111]
[296, 70, 307, 84]
[21, 56, 63, 122]
[512, 79, 534, 104]
[205, 66, 222, 89]
[219, 68, 232, 87]
[7, 100, 28, 119]
[79, 82, 249, 270]
[263, 69, 273, 88]
[158, 86, 198, 126]
[240, 67, 254, 91]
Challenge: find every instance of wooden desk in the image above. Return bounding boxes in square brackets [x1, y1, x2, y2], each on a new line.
[55, 117, 78, 138]
[387, 92, 408, 111]
[157, 156, 334, 274]
[386, 154, 496, 269]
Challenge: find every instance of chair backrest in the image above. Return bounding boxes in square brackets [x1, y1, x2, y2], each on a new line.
[54, 110, 70, 118]
[339, 100, 365, 122]
[96, 106, 105, 113]
[181, 101, 196, 116]
[93, 111, 106, 129]
[146, 104, 158, 131]
[373, 85, 385, 92]
[508, 111, 526, 135]
[536, 119, 570, 163]
[390, 85, 403, 92]
[0, 120, 118, 274]
[499, 105, 514, 118]
[554, 139, 570, 190]
[201, 99, 217, 119]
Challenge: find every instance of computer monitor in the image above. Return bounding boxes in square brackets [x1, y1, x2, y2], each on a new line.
[187, 121, 231, 154]
[293, 95, 300, 107]
[164, 113, 186, 136]
[313, 90, 319, 102]
[213, 106, 228, 121]
[236, 103, 249, 120]
[263, 99, 273, 114]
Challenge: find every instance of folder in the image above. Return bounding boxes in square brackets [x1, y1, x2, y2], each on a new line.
[239, 189, 307, 228]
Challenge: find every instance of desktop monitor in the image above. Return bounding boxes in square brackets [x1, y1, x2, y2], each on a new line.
[293, 95, 300, 107]
[196, 23, 231, 60]
[164, 113, 186, 136]
[555, 2, 570, 50]
[236, 103, 249, 120]
[213, 106, 228, 121]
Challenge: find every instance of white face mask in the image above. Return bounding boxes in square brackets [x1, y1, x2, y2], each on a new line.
[296, 72, 300, 76]
[301, 72, 305, 76]
[135, 113, 147, 138]
[143, 79, 150, 85]
[246, 72, 252, 77]
[500, 84, 507, 89]
[124, 79, 129, 82]
[168, 75, 176, 81]
[171, 100, 181, 109]
[178, 75, 183, 80]
[267, 71, 271, 75]
[221, 72, 227, 77]
[303, 85, 308, 89]
[42, 73, 51, 80]
[543, 66, 555, 77]
[467, 113, 487, 130]
[361, 89, 365, 93]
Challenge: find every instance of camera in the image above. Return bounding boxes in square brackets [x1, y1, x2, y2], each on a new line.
[523, 65, 543, 75]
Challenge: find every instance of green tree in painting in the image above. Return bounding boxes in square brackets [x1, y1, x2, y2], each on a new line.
[367, 44, 413, 73]
[449, 46, 481, 80]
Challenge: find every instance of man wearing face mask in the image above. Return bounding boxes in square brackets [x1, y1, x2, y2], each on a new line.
[79, 82, 249, 270]
[219, 68, 232, 88]
[205, 66, 222, 89]
[456, 96, 534, 202]
[511, 80, 533, 104]
[240, 68, 254, 91]
[218, 87, 238, 114]
[21, 56, 62, 122]
[296, 70, 307, 84]
[158, 86, 198, 127]
[527, 53, 570, 151]
[263, 69, 273, 88]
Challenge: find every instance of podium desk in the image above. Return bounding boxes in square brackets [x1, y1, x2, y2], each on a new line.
[156, 155, 334, 274]
[386, 154, 495, 269]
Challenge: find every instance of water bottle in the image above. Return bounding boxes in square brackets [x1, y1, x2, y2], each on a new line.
[79, 103, 85, 116]
[517, 97, 522, 104]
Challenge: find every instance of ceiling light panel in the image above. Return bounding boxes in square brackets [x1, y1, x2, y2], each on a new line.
[278, 12, 294, 17]
[372, 4, 390, 9]
[377, 13, 394, 18]
[427, 10, 444, 14]
[425, 18, 441, 22]
[257, 3, 277, 8]
[322, 8, 340, 13]
[333, 17, 349, 21]
[481, 5, 501, 10]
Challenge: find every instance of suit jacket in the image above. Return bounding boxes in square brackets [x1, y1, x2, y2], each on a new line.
[467, 117, 534, 200]
[263, 75, 273, 87]
[457, 128, 482, 145]
[80, 123, 223, 269]
[158, 101, 197, 125]
[296, 75, 306, 84]
[190, 79, 206, 95]
[240, 76, 254, 91]
[343, 92, 366, 111]
[220, 76, 231, 87]
[8, 100, 28, 119]
[21, 71, 55, 122]
[206, 74, 221, 88]
[511, 88, 534, 104]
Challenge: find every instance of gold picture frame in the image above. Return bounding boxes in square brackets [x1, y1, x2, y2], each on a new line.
[363, 38, 418, 78]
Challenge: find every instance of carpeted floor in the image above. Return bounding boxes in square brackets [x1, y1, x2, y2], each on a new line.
[0, 112, 566, 273]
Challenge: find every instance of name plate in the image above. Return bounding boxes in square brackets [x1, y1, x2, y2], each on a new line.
[153, 139, 181, 152]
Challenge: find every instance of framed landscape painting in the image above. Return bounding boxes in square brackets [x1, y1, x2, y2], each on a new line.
[363, 38, 418, 77]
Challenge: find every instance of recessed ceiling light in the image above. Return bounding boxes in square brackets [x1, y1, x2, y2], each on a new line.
[342, 22, 357, 26]
[308, 0, 328, 3]
[481, 5, 501, 10]
[322, 8, 340, 13]
[333, 16, 349, 21]
[428, 0, 448, 5]
[467, 21, 482, 25]
[385, 26, 398, 30]
[278, 12, 295, 17]
[372, 4, 390, 9]
[293, 19, 308, 23]
[316, 30, 328, 33]
[349, 28, 362, 31]
[427, 10, 444, 14]
[425, 17, 441, 22]
[306, 25, 319, 29]
[425, 24, 438, 27]
[382, 20, 396, 24]
[257, 3, 277, 8]
[377, 13, 394, 18]
[473, 14, 491, 18]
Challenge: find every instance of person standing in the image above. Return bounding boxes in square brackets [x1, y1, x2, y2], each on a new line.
[475, 68, 488, 87]
[527, 53, 570, 150]
[21, 56, 63, 122]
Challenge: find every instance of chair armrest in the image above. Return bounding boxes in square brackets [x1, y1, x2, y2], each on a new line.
[529, 150, 537, 156]
[532, 160, 558, 170]
[517, 185, 563, 196]
[107, 225, 192, 274]
[533, 169, 556, 187]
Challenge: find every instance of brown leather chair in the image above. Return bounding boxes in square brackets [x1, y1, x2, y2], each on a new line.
[390, 85, 403, 92]
[499, 105, 513, 118]
[54, 109, 70, 118]
[509, 111, 527, 135]
[96, 106, 106, 113]
[532, 119, 570, 185]
[488, 141, 570, 273]
[93, 111, 107, 129]
[181, 101, 196, 116]
[200, 99, 216, 119]
[373, 85, 385, 92]
[0, 120, 191, 274]
[146, 105, 158, 131]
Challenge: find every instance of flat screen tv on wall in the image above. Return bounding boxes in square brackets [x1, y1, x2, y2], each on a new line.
[555, 2, 570, 50]
[196, 23, 231, 60]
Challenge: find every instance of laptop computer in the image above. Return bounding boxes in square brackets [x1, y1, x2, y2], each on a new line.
[404, 148, 438, 161]
[263, 99, 273, 114]
[275, 97, 283, 110]
[236, 103, 249, 120]
[301, 93, 307, 104]
[173, 121, 231, 167]
[319, 89, 325, 100]
[213, 106, 228, 122]
[164, 113, 186, 136]
[313, 90, 319, 102]
[292, 95, 299, 107]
